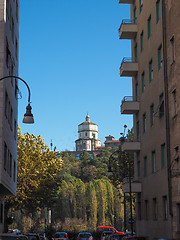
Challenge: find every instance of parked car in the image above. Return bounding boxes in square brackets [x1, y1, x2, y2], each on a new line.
[100, 231, 113, 240]
[97, 227, 124, 235]
[122, 236, 146, 240]
[53, 232, 68, 240]
[77, 232, 93, 240]
[0, 233, 28, 240]
[109, 233, 125, 240]
[24, 233, 41, 240]
[39, 233, 48, 240]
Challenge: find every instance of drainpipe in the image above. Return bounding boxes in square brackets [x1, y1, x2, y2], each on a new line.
[161, 0, 173, 217]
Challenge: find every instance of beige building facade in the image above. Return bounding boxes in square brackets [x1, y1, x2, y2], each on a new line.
[119, 0, 180, 239]
[0, 0, 19, 232]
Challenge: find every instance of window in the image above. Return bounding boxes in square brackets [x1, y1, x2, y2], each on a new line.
[10, 64, 14, 86]
[144, 156, 147, 177]
[16, 0, 19, 22]
[161, 143, 166, 168]
[15, 38, 18, 59]
[139, 0, 143, 13]
[153, 198, 158, 220]
[136, 120, 139, 140]
[10, 107, 13, 130]
[143, 113, 146, 134]
[159, 93, 164, 118]
[11, 17, 14, 43]
[145, 200, 148, 220]
[14, 120, 17, 140]
[134, 43, 137, 61]
[4, 142, 7, 171]
[170, 36, 175, 64]
[152, 151, 156, 173]
[6, 39, 10, 68]
[15, 79, 18, 99]
[5, 91, 8, 118]
[137, 160, 141, 179]
[141, 72, 145, 93]
[147, 15, 151, 39]
[172, 89, 177, 117]
[163, 196, 168, 220]
[10, 153, 12, 177]
[7, 149, 10, 175]
[138, 193, 141, 220]
[13, 161, 16, 182]
[158, 44, 163, 70]
[133, 7, 136, 23]
[6, 0, 9, 19]
[156, 0, 161, 23]
[140, 31, 144, 52]
[135, 82, 138, 101]
[150, 104, 154, 127]
[149, 59, 153, 82]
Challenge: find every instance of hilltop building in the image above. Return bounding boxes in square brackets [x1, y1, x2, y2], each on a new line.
[64, 115, 120, 159]
[75, 114, 101, 151]
[104, 135, 121, 148]
[119, 0, 180, 239]
[0, 0, 19, 233]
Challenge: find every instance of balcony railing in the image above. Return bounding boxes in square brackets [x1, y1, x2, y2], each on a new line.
[122, 177, 142, 193]
[121, 96, 139, 114]
[119, 0, 134, 4]
[120, 138, 140, 152]
[119, 19, 137, 39]
[121, 19, 136, 24]
[121, 57, 137, 64]
[120, 58, 138, 77]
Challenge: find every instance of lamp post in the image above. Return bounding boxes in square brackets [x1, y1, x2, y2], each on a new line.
[0, 75, 34, 123]
[120, 125, 133, 236]
[128, 153, 133, 236]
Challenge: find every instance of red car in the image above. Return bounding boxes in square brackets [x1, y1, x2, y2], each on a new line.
[97, 226, 124, 235]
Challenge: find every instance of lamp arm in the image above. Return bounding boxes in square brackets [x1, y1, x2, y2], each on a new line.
[0, 76, 31, 103]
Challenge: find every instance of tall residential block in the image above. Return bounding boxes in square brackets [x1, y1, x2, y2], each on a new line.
[119, 0, 180, 239]
[0, 0, 19, 232]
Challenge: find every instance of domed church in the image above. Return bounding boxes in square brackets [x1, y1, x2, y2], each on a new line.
[75, 114, 102, 151]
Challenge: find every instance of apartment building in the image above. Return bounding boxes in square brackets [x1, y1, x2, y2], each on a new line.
[119, 0, 180, 239]
[0, 0, 19, 232]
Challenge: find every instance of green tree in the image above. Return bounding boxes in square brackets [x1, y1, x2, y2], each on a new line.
[5, 127, 63, 215]
[86, 182, 97, 230]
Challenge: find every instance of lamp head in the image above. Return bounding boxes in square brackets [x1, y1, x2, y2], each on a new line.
[23, 103, 34, 124]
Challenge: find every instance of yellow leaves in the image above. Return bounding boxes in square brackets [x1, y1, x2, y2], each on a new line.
[7, 127, 63, 210]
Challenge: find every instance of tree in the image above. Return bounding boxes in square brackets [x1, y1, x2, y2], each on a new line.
[5, 127, 63, 214]
[86, 182, 97, 230]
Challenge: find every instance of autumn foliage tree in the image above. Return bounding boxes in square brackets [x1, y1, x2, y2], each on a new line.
[5, 127, 63, 217]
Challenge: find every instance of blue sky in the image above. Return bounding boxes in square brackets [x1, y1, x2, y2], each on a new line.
[18, 0, 132, 151]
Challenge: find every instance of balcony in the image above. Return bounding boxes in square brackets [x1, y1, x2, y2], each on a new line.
[119, 19, 137, 39]
[119, 0, 134, 3]
[121, 139, 140, 152]
[122, 177, 142, 193]
[120, 58, 138, 77]
[121, 96, 139, 114]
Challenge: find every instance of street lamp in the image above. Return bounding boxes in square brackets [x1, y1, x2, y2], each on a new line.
[119, 125, 133, 236]
[0, 75, 34, 124]
[107, 145, 127, 232]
